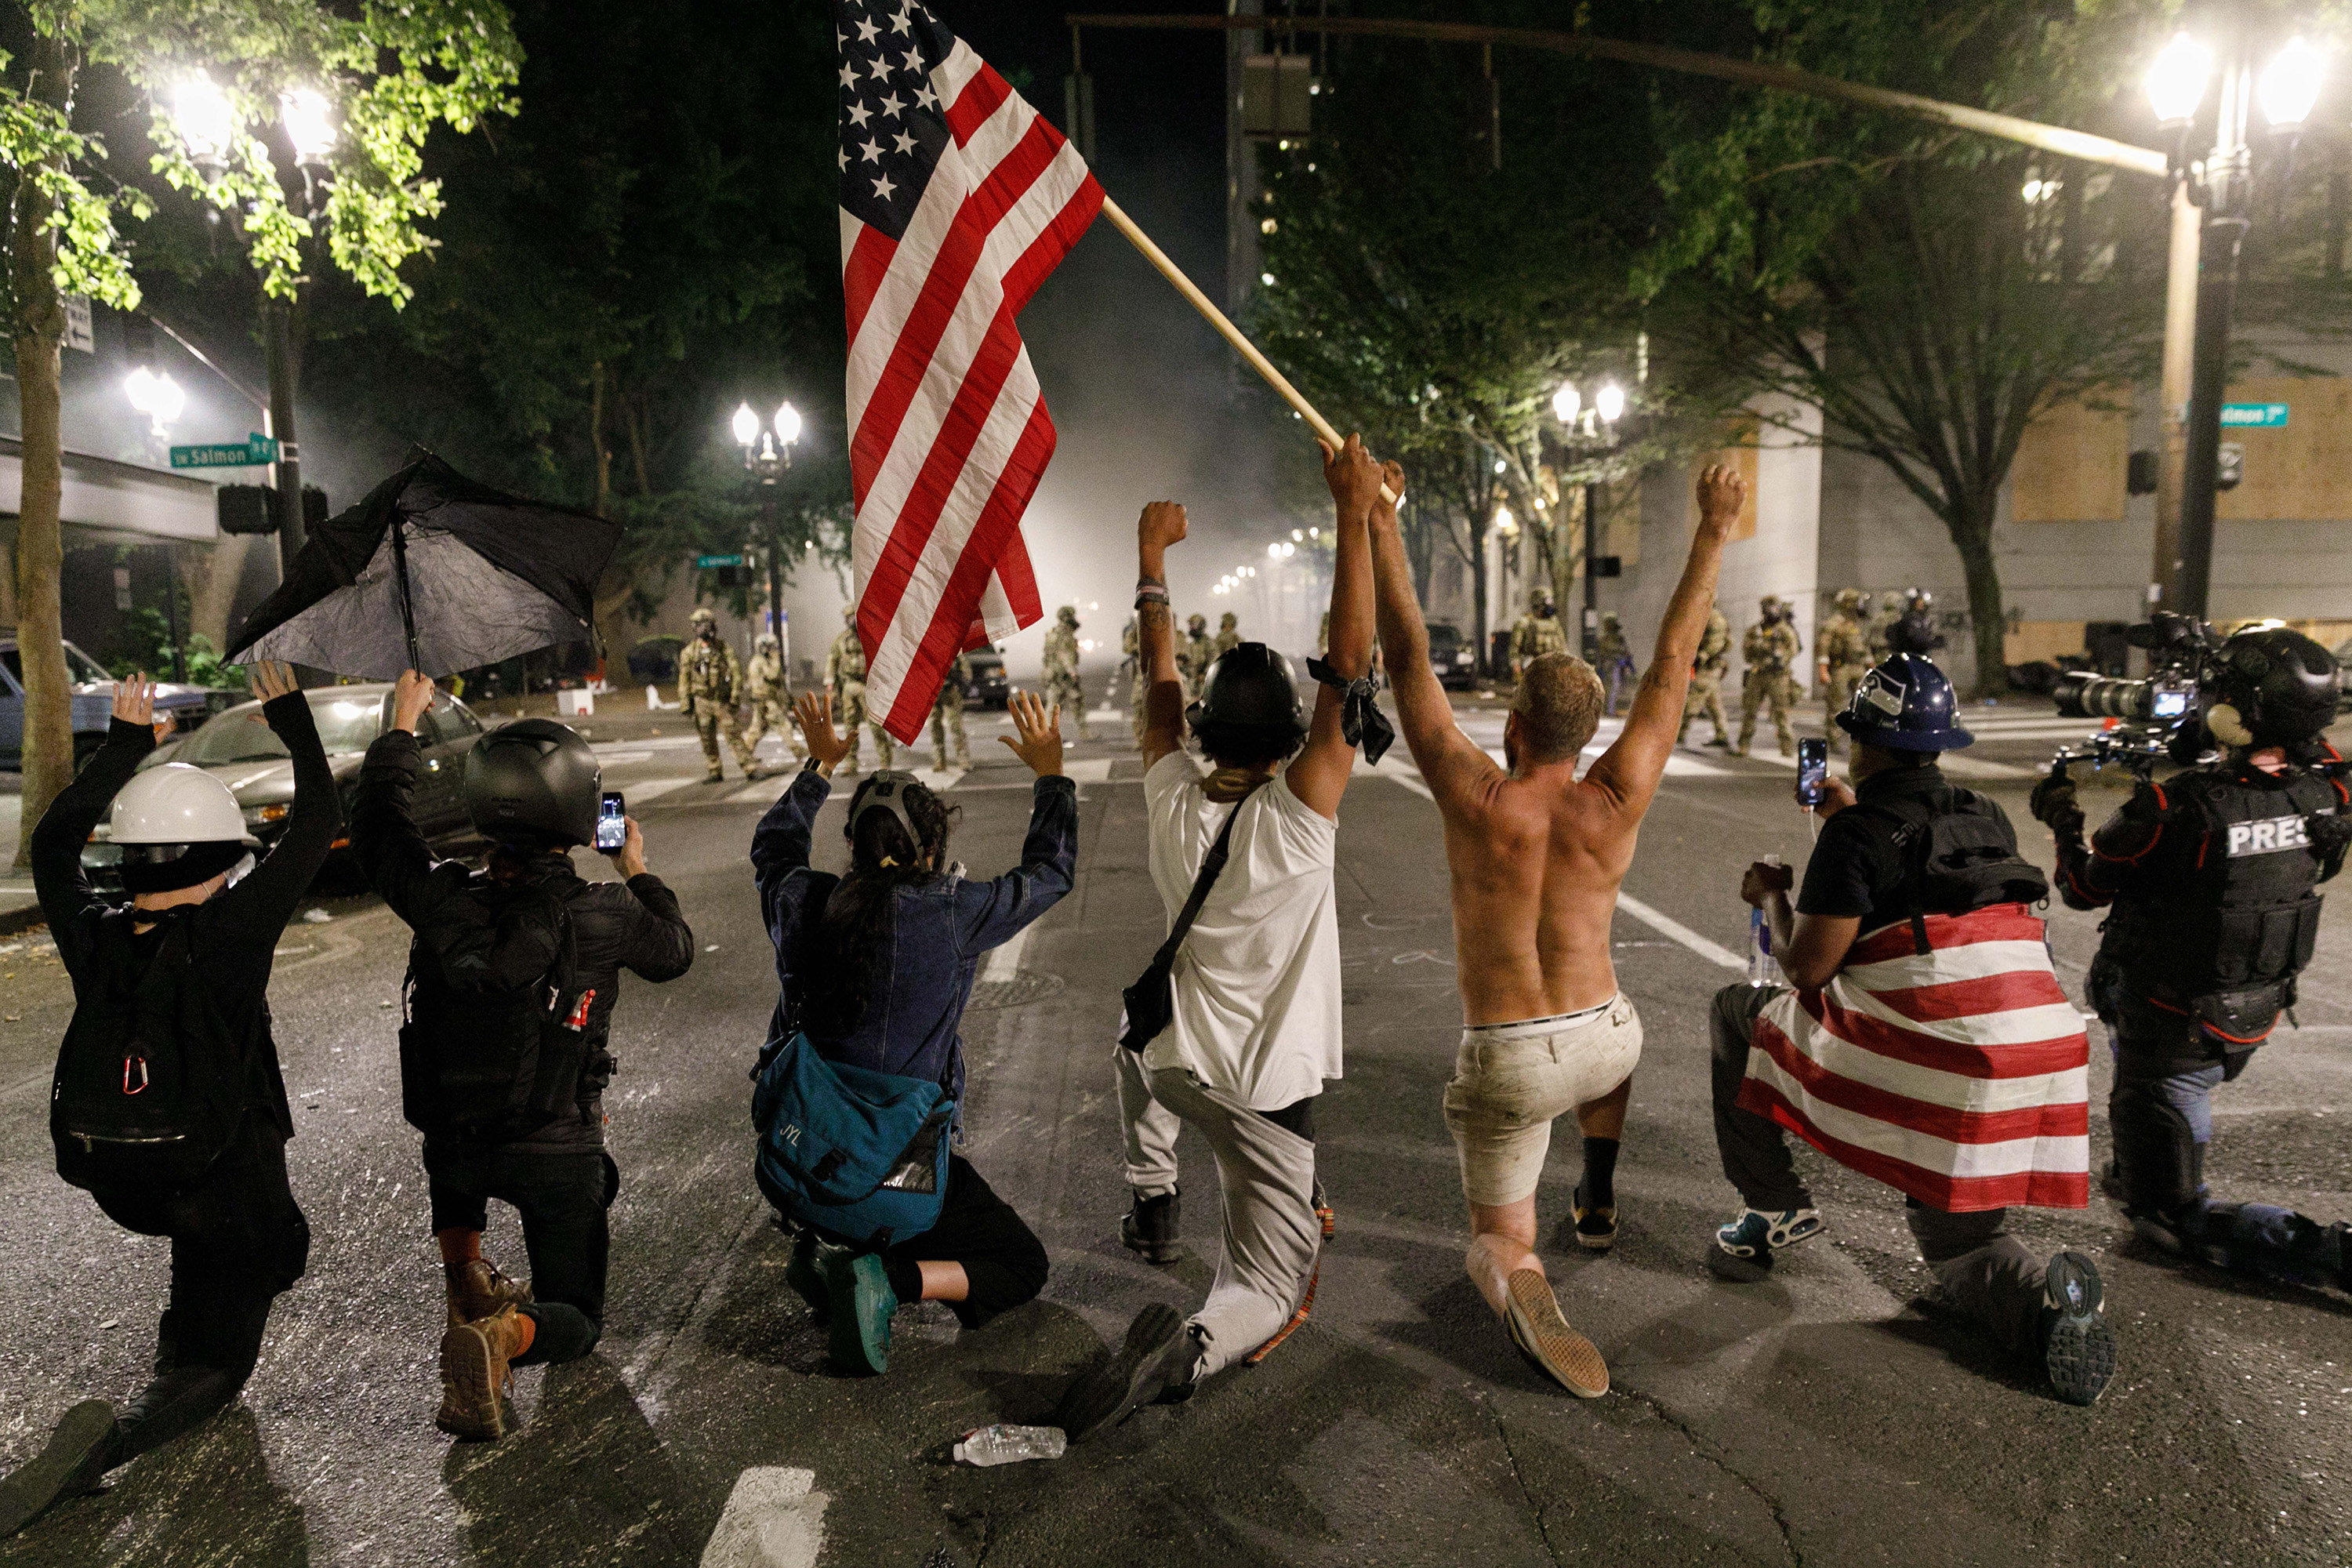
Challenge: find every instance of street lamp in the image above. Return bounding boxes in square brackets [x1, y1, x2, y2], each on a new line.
[1552, 383, 1579, 426]
[2146, 24, 2326, 618]
[172, 74, 234, 162]
[735, 399, 802, 643]
[122, 367, 186, 437]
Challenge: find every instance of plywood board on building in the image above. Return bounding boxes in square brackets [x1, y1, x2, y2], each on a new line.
[1697, 418, 1759, 540]
[2010, 394, 2129, 522]
[2212, 377, 2352, 522]
[2003, 619, 2091, 664]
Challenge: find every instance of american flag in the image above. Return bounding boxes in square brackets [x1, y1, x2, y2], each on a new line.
[1739, 904, 2091, 1212]
[837, 0, 1102, 742]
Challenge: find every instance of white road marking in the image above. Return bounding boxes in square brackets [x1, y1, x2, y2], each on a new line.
[911, 767, 967, 791]
[982, 923, 1032, 983]
[726, 780, 787, 805]
[624, 777, 702, 806]
[700, 1468, 827, 1568]
[1062, 757, 1115, 782]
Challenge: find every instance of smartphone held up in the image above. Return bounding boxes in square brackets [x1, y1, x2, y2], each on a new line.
[595, 792, 628, 851]
[1796, 738, 1829, 808]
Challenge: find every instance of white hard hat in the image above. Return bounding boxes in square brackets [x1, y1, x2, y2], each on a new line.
[109, 763, 256, 848]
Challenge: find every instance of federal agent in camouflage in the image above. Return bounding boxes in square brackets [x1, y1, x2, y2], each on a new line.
[1510, 589, 1570, 678]
[825, 603, 895, 774]
[1123, 618, 1146, 741]
[930, 652, 972, 771]
[1212, 611, 1241, 662]
[742, 630, 804, 763]
[1817, 589, 1872, 757]
[1680, 605, 1733, 747]
[681, 608, 760, 782]
[1735, 596, 1802, 757]
[1043, 604, 1091, 742]
[1866, 590, 1906, 662]
[1178, 614, 1214, 702]
[1595, 612, 1637, 717]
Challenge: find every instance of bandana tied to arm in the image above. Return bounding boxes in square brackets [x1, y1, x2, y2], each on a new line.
[1305, 658, 1395, 765]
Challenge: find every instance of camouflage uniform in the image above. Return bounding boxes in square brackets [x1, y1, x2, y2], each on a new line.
[1595, 612, 1637, 717]
[1043, 605, 1091, 741]
[826, 604, 894, 774]
[742, 633, 804, 762]
[1867, 591, 1906, 662]
[1736, 597, 1802, 757]
[1817, 590, 1872, 757]
[930, 652, 971, 771]
[1123, 619, 1147, 741]
[1212, 612, 1241, 662]
[680, 611, 759, 781]
[1680, 606, 1733, 747]
[1509, 590, 1570, 678]
[1178, 615, 1215, 702]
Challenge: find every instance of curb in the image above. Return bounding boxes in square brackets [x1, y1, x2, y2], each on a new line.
[0, 902, 47, 940]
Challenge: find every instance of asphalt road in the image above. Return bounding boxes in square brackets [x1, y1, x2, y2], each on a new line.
[0, 693, 2346, 1568]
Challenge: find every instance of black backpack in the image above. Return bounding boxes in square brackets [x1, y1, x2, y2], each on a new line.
[397, 880, 590, 1141]
[1852, 787, 2049, 953]
[51, 909, 252, 1192]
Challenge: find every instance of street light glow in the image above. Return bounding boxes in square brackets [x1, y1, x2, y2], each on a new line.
[1552, 383, 1580, 424]
[2145, 32, 2212, 127]
[123, 366, 185, 434]
[172, 74, 235, 162]
[775, 401, 802, 445]
[1595, 382, 1626, 423]
[1268, 543, 1283, 559]
[2260, 38, 2325, 129]
[1494, 505, 1515, 535]
[281, 89, 335, 162]
[731, 402, 760, 447]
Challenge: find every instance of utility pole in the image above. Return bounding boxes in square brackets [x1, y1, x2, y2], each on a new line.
[260, 294, 307, 572]
[2174, 49, 2253, 620]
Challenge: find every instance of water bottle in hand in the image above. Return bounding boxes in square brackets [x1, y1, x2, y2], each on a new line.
[953, 1425, 1066, 1466]
[1748, 855, 1785, 988]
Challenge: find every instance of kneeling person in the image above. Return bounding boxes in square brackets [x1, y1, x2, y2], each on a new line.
[1711, 655, 2114, 1405]
[354, 673, 695, 1441]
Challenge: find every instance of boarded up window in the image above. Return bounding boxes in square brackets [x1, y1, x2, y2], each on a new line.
[1698, 417, 1759, 540]
[2214, 377, 2352, 522]
[2010, 394, 2130, 522]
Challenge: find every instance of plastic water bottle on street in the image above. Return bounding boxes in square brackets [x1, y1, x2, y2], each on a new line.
[953, 1425, 1066, 1466]
[1748, 855, 1785, 987]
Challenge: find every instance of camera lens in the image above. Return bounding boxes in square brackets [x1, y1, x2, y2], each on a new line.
[2053, 672, 2155, 721]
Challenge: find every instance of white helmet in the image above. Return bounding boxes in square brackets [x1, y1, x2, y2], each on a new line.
[109, 764, 258, 894]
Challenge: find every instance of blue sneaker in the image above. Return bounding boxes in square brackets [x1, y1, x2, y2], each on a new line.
[2040, 1250, 2116, 1407]
[815, 1242, 897, 1375]
[1714, 1206, 1824, 1264]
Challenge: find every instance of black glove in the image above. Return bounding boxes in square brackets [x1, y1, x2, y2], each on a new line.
[1305, 658, 1395, 765]
[2028, 771, 2077, 828]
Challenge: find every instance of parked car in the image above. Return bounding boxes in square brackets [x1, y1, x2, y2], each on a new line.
[2336, 636, 2351, 713]
[1427, 622, 1479, 689]
[82, 682, 488, 883]
[963, 645, 1010, 709]
[0, 637, 216, 771]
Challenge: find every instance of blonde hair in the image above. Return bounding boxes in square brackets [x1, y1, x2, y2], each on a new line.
[1512, 654, 1606, 763]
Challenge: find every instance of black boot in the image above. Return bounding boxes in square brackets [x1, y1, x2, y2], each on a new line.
[0, 1401, 115, 1537]
[1120, 1188, 1181, 1265]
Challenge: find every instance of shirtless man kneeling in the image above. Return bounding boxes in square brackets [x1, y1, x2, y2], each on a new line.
[1369, 462, 1744, 1395]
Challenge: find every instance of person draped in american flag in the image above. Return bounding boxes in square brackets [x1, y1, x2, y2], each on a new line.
[836, 0, 1102, 745]
[1710, 653, 2119, 1406]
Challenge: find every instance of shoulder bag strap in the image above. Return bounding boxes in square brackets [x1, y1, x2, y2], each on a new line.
[1146, 797, 1250, 978]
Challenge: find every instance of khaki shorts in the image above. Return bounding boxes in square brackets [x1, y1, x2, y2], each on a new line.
[1442, 996, 1644, 1208]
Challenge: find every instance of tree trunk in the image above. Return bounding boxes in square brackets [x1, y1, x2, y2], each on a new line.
[181, 533, 253, 655]
[589, 361, 612, 518]
[623, 389, 652, 495]
[13, 34, 76, 866]
[1950, 498, 2009, 696]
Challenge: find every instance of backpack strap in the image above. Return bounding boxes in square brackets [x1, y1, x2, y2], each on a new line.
[1147, 794, 1254, 983]
[1840, 793, 1940, 956]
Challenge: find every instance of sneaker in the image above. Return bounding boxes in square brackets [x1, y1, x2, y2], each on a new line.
[1120, 1188, 1181, 1265]
[1054, 1303, 1193, 1443]
[438, 1306, 529, 1442]
[0, 1400, 114, 1537]
[445, 1258, 532, 1329]
[816, 1242, 896, 1375]
[1714, 1206, 1824, 1264]
[784, 1228, 829, 1323]
[2040, 1251, 2117, 1407]
[1571, 1181, 1617, 1253]
[702, 769, 724, 784]
[1501, 1269, 1609, 1398]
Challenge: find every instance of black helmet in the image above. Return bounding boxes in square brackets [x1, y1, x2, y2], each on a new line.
[2204, 626, 2341, 747]
[1835, 653, 1973, 752]
[464, 718, 601, 847]
[1187, 642, 1307, 744]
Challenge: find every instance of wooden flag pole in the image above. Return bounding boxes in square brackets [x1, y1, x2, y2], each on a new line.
[1098, 195, 1396, 502]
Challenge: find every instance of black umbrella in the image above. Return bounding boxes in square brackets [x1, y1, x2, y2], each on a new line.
[228, 452, 622, 681]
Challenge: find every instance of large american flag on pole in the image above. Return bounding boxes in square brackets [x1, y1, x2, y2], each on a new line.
[1740, 904, 2091, 1212]
[837, 0, 1102, 742]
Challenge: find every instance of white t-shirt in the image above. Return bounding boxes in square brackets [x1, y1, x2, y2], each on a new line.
[1142, 752, 1342, 1109]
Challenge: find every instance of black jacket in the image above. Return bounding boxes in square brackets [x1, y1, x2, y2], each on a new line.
[351, 729, 695, 1153]
[33, 696, 342, 1142]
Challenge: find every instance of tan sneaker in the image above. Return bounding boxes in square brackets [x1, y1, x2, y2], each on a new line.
[1503, 1269, 1609, 1399]
[437, 1306, 529, 1442]
[445, 1259, 532, 1329]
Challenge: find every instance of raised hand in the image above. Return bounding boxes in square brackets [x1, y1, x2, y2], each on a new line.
[1739, 858, 1795, 909]
[603, 815, 648, 878]
[111, 672, 156, 729]
[999, 689, 1065, 777]
[1370, 459, 1407, 530]
[251, 660, 299, 703]
[794, 688, 849, 774]
[391, 670, 434, 734]
[1138, 500, 1189, 556]
[1321, 433, 1384, 519]
[1695, 464, 1747, 539]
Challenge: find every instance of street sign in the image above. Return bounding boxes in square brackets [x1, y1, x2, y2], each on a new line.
[695, 553, 746, 568]
[169, 432, 280, 469]
[2220, 401, 2288, 428]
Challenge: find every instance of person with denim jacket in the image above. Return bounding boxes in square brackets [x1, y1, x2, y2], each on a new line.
[753, 688, 1077, 1373]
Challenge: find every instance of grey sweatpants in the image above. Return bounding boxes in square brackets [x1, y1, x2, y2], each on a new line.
[1114, 1047, 1322, 1379]
[1708, 982, 2048, 1356]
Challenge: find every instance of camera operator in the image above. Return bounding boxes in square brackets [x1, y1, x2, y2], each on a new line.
[2031, 626, 2350, 1294]
[1715, 654, 2116, 1406]
[353, 672, 695, 1442]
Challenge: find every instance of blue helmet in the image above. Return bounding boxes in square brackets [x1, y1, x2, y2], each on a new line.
[1835, 654, 1973, 752]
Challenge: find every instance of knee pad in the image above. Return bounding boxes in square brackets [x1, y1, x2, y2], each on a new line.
[2107, 1081, 2205, 1221]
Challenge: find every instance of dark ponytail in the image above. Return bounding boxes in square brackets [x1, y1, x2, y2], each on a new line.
[804, 775, 956, 1034]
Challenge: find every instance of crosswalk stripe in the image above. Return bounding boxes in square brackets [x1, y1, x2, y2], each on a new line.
[701, 1468, 826, 1568]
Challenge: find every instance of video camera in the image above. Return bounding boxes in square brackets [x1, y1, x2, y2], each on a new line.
[2047, 612, 2217, 779]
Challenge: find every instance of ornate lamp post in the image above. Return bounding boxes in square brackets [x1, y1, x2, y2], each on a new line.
[734, 401, 801, 643]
